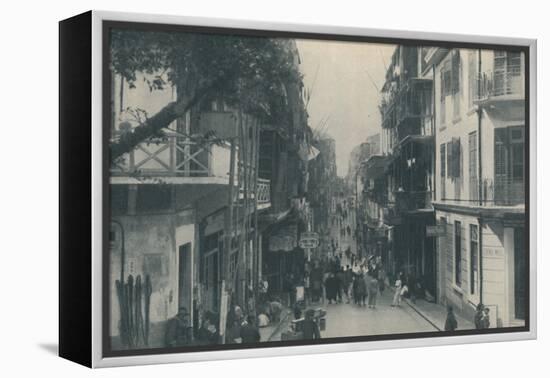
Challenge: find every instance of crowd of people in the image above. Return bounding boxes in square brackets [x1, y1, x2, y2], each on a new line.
[304, 254, 387, 310]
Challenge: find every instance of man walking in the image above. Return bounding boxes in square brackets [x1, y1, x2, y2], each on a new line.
[240, 315, 261, 344]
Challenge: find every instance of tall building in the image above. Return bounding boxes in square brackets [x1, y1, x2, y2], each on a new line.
[426, 47, 526, 327]
[364, 45, 436, 294]
[108, 40, 312, 348]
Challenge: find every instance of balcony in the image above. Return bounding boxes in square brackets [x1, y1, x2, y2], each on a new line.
[474, 66, 524, 107]
[110, 132, 233, 185]
[380, 78, 432, 131]
[479, 177, 524, 207]
[393, 190, 433, 212]
[238, 177, 271, 210]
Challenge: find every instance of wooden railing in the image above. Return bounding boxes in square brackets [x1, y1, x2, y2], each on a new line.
[110, 132, 226, 178]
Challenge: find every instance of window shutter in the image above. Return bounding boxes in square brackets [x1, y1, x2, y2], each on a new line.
[440, 69, 446, 101]
[451, 50, 461, 94]
[452, 137, 461, 177]
[440, 144, 446, 177]
[446, 141, 453, 178]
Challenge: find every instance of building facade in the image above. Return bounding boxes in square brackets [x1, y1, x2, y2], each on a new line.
[107, 40, 314, 348]
[426, 47, 526, 327]
[364, 45, 436, 295]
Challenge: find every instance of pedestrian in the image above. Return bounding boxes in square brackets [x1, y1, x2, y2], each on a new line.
[225, 305, 244, 344]
[474, 304, 485, 329]
[444, 306, 458, 331]
[344, 265, 354, 303]
[302, 309, 321, 340]
[353, 273, 367, 306]
[165, 307, 192, 347]
[378, 267, 386, 293]
[270, 298, 284, 322]
[304, 271, 311, 306]
[336, 267, 345, 303]
[197, 313, 219, 345]
[392, 274, 403, 307]
[283, 273, 296, 308]
[259, 275, 269, 305]
[482, 307, 491, 329]
[367, 274, 379, 309]
[240, 315, 261, 344]
[324, 273, 339, 304]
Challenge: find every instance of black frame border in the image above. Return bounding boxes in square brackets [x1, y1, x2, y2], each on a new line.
[101, 19, 531, 359]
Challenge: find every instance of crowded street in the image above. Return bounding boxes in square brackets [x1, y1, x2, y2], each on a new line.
[105, 28, 527, 352]
[268, 289, 436, 342]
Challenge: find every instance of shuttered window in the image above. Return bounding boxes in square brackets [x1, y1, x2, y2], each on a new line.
[469, 131, 478, 201]
[455, 221, 462, 286]
[468, 50, 477, 109]
[470, 224, 479, 295]
[451, 50, 461, 94]
[446, 138, 461, 178]
[440, 143, 446, 199]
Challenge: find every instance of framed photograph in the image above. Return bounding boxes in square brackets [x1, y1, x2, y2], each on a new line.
[59, 10, 537, 368]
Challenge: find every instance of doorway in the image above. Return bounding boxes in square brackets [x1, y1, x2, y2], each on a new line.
[178, 243, 192, 312]
[514, 227, 526, 320]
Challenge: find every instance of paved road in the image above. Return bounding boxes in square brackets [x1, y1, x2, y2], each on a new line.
[269, 289, 437, 341]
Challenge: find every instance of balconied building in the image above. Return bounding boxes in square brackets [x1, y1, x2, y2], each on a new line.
[108, 69, 275, 347]
[426, 47, 526, 327]
[308, 135, 336, 261]
[256, 40, 315, 297]
[365, 45, 436, 296]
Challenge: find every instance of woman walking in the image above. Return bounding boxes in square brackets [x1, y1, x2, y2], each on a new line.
[392, 273, 403, 307]
[367, 274, 379, 309]
[353, 273, 367, 306]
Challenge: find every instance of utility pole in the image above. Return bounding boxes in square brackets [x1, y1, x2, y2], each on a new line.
[221, 138, 237, 344]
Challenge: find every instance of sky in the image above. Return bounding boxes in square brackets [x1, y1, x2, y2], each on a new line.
[296, 39, 396, 177]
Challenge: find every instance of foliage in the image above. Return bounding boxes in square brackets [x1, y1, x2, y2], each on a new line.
[110, 28, 303, 160]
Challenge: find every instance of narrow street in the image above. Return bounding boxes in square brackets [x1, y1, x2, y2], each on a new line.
[329, 196, 358, 265]
[269, 289, 436, 342]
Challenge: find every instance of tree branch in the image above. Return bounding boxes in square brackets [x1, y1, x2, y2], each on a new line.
[110, 81, 221, 162]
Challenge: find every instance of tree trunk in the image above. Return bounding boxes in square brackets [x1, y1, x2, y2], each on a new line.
[109, 80, 221, 162]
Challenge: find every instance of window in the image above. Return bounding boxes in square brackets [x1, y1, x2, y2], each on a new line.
[451, 50, 461, 120]
[468, 50, 478, 109]
[469, 131, 478, 201]
[440, 144, 446, 199]
[454, 221, 462, 286]
[494, 126, 525, 205]
[446, 138, 461, 178]
[470, 224, 479, 295]
[440, 63, 450, 126]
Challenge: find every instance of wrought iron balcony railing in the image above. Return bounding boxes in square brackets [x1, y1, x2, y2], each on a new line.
[480, 177, 524, 206]
[475, 66, 524, 104]
[393, 190, 433, 212]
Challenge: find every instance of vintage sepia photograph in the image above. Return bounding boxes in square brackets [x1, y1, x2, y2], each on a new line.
[105, 21, 529, 356]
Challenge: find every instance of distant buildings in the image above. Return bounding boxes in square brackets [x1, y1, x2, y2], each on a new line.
[361, 45, 526, 328]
